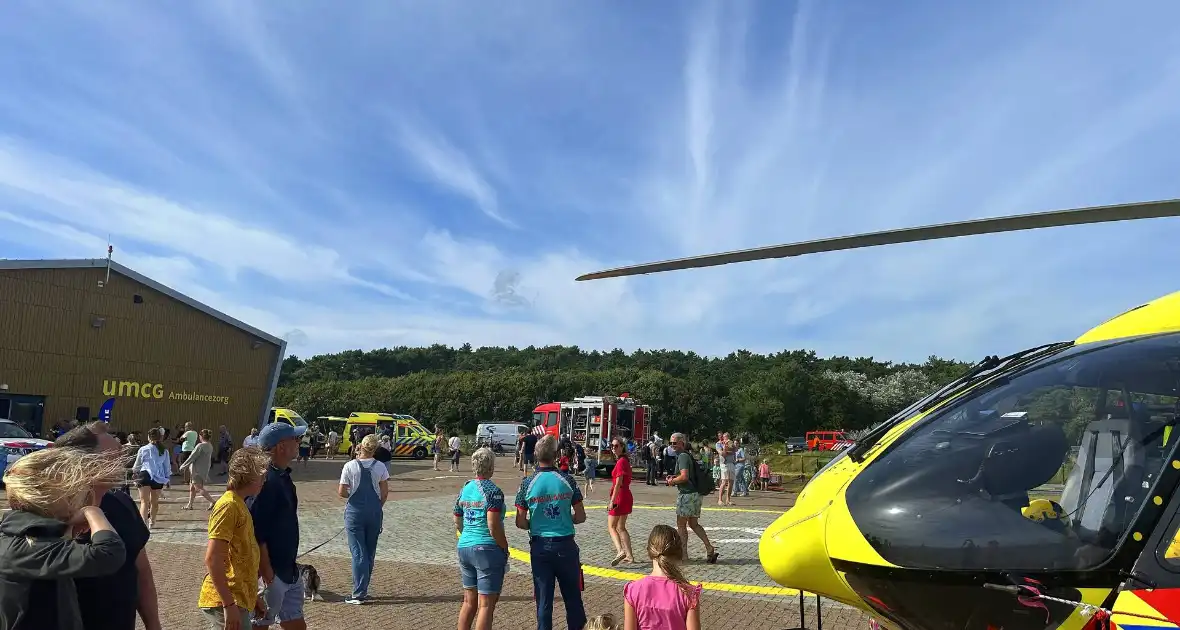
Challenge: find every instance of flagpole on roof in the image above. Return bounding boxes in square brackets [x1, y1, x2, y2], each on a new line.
[102, 238, 113, 288]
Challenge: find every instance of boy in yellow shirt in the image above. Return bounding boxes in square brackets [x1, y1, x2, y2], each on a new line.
[197, 447, 271, 629]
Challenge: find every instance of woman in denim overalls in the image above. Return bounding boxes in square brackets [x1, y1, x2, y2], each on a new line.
[337, 434, 390, 604]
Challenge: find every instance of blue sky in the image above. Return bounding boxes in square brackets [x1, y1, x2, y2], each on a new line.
[1, 0, 1179, 363]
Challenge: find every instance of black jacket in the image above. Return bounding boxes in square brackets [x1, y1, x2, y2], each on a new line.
[0, 510, 126, 630]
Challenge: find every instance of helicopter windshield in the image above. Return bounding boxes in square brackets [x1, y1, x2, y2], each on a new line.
[845, 332, 1180, 572]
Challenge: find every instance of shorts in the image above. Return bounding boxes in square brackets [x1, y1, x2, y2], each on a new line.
[585, 462, 597, 479]
[524, 453, 535, 466]
[720, 464, 735, 480]
[200, 605, 251, 630]
[676, 492, 703, 519]
[451, 450, 461, 463]
[256, 574, 304, 624]
[135, 470, 165, 490]
[299, 446, 311, 458]
[458, 545, 509, 595]
[179, 450, 193, 464]
[759, 476, 770, 483]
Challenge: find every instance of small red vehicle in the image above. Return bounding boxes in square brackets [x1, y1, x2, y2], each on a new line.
[806, 430, 852, 451]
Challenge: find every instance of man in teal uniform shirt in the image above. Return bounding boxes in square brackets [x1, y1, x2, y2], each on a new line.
[515, 434, 587, 630]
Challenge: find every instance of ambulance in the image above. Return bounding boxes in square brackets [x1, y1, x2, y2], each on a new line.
[340, 412, 436, 459]
[267, 407, 310, 430]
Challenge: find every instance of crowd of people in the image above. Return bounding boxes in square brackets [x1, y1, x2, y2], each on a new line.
[1, 418, 770, 630]
[0, 420, 312, 630]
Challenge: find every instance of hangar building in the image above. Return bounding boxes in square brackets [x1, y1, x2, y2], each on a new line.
[0, 258, 285, 439]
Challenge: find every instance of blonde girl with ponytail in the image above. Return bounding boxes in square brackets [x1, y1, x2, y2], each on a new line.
[622, 524, 702, 630]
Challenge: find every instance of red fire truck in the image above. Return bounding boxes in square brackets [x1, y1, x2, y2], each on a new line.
[531, 393, 651, 473]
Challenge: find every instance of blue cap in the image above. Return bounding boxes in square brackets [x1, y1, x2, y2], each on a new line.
[259, 422, 306, 450]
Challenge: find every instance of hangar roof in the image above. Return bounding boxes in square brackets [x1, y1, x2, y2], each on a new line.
[0, 258, 284, 348]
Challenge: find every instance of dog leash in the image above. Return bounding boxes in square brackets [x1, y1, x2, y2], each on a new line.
[297, 526, 345, 559]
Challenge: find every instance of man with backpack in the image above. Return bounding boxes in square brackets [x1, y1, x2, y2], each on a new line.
[665, 432, 719, 563]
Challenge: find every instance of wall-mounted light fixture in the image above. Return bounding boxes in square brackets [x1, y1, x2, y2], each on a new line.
[90, 316, 106, 328]
[251, 340, 263, 349]
[0, 383, 8, 391]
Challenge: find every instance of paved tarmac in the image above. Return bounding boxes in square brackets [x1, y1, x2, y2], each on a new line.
[11, 454, 875, 629]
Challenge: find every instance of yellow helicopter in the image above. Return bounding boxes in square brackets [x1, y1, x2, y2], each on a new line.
[578, 199, 1180, 630]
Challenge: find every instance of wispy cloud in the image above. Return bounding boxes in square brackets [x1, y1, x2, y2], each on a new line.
[0, 0, 1178, 363]
[394, 119, 513, 228]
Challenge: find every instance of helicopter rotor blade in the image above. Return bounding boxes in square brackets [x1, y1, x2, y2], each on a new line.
[575, 198, 1180, 281]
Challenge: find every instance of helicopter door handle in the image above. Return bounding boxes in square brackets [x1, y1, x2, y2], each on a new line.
[982, 583, 1021, 595]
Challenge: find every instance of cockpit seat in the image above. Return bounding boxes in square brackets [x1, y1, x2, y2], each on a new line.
[1058, 417, 1146, 547]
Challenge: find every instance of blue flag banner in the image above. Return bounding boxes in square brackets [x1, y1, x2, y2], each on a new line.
[98, 398, 115, 422]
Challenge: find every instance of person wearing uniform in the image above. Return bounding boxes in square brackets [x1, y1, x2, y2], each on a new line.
[338, 435, 390, 605]
[454, 447, 510, 630]
[514, 435, 587, 630]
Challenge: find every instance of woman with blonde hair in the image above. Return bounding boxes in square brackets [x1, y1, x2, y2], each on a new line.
[197, 447, 271, 630]
[132, 427, 172, 527]
[586, 614, 621, 630]
[337, 433, 390, 605]
[179, 428, 218, 511]
[0, 447, 129, 629]
[454, 446, 509, 630]
[623, 524, 702, 630]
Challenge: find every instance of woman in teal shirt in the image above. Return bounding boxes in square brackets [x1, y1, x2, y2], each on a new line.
[453, 447, 510, 630]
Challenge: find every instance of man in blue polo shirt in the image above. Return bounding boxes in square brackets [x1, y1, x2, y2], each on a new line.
[251, 422, 307, 629]
[515, 434, 587, 630]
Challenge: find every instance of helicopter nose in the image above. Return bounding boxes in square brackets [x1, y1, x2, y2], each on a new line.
[759, 504, 861, 605]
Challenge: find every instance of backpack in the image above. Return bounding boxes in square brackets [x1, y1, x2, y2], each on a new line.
[687, 455, 716, 496]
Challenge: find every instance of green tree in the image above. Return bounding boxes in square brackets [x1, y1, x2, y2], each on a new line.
[274, 343, 974, 439]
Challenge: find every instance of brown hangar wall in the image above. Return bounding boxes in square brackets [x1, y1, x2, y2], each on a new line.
[0, 262, 283, 440]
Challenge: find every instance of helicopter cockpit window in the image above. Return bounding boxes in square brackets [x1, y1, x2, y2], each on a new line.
[845, 332, 1180, 572]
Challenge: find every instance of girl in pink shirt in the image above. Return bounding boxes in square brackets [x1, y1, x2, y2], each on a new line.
[623, 525, 702, 630]
[757, 461, 771, 490]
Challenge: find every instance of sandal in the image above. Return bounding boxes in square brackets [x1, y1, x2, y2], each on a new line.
[181, 505, 193, 510]
[610, 553, 626, 567]
[706, 551, 720, 564]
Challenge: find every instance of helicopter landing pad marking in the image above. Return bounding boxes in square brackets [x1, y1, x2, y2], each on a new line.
[504, 505, 806, 596]
[703, 526, 765, 543]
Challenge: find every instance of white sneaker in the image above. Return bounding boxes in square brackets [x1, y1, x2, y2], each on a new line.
[344, 598, 364, 605]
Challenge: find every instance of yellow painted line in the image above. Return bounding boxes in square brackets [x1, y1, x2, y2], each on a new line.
[490, 504, 804, 597]
[623, 505, 784, 515]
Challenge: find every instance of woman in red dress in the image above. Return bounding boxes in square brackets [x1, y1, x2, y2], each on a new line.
[607, 437, 635, 565]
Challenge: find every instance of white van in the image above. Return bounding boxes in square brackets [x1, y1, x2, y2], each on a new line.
[475, 423, 525, 453]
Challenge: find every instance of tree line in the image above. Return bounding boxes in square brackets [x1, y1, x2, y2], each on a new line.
[274, 344, 974, 442]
